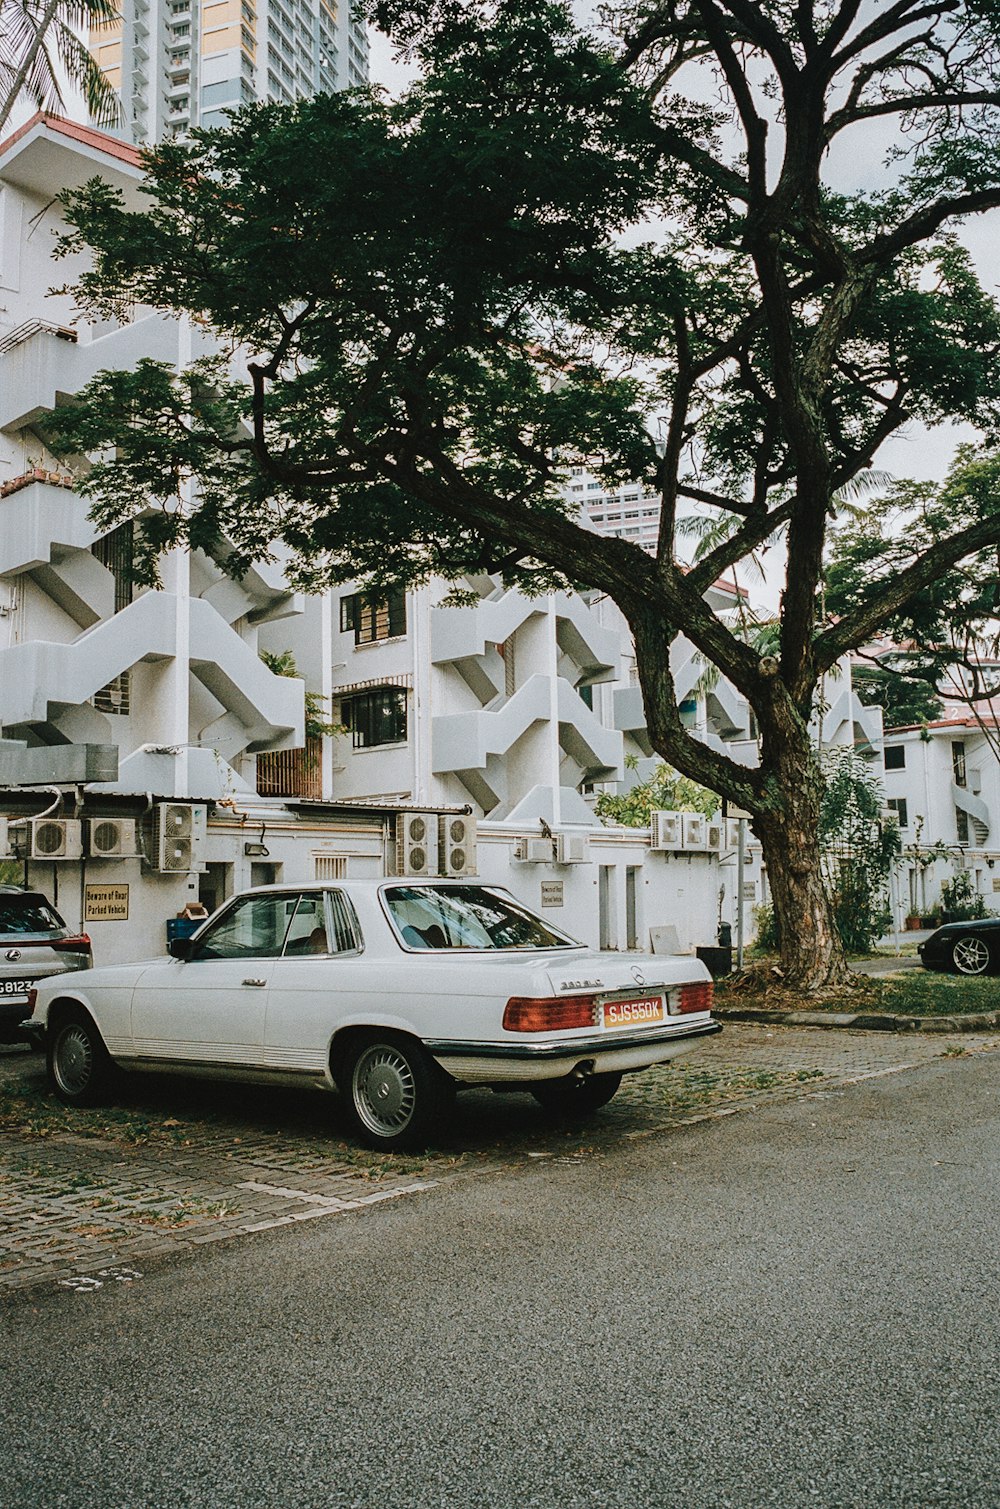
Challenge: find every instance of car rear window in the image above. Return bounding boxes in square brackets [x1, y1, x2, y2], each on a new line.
[383, 885, 577, 951]
[0, 898, 64, 934]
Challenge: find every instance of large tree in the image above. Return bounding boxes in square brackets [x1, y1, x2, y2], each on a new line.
[49, 0, 1000, 988]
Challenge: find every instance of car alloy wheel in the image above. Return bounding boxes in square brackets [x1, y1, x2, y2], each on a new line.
[353, 1043, 417, 1135]
[951, 935, 992, 976]
[48, 1011, 115, 1106]
[343, 1034, 448, 1152]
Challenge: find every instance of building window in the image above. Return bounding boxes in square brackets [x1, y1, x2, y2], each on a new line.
[956, 807, 970, 844]
[339, 588, 406, 644]
[886, 797, 908, 829]
[952, 741, 967, 788]
[341, 687, 407, 748]
[884, 745, 905, 771]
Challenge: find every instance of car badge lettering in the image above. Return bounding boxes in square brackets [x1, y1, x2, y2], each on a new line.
[561, 978, 603, 990]
[5, 948, 21, 962]
[631, 966, 646, 986]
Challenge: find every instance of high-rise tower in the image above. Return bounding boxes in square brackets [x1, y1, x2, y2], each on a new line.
[89, 0, 368, 144]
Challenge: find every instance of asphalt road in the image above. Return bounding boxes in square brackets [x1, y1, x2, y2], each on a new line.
[3, 1049, 999, 1509]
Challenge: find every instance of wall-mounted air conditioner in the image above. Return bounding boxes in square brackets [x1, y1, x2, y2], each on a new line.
[650, 810, 683, 850]
[439, 814, 477, 876]
[151, 803, 206, 873]
[682, 813, 707, 851]
[514, 836, 553, 864]
[725, 817, 743, 850]
[13, 817, 83, 861]
[705, 820, 723, 853]
[554, 832, 591, 864]
[85, 817, 137, 860]
[395, 813, 437, 876]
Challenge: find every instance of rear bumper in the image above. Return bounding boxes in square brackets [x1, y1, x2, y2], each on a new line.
[425, 1018, 722, 1084]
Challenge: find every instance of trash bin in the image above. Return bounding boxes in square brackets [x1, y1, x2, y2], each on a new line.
[696, 944, 733, 978]
[166, 917, 202, 945]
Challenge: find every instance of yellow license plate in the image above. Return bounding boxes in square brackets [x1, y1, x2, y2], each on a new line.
[602, 995, 665, 1028]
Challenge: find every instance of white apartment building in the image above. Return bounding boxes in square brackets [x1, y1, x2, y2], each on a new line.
[568, 465, 663, 551]
[89, 0, 368, 143]
[880, 716, 1000, 925]
[0, 114, 728, 964]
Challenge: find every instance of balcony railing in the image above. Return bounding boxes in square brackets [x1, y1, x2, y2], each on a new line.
[256, 737, 323, 799]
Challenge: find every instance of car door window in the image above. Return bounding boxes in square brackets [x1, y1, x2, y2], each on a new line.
[282, 894, 330, 956]
[189, 894, 295, 960]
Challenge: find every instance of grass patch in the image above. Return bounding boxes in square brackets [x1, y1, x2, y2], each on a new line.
[879, 972, 1000, 1018]
[716, 965, 1000, 1017]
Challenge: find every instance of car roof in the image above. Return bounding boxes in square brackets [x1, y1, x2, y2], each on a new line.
[0, 889, 52, 905]
[243, 879, 508, 895]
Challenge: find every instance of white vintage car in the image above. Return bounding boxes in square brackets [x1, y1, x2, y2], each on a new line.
[28, 881, 721, 1150]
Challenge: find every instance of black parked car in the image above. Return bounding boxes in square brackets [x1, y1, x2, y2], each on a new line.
[918, 918, 1000, 976]
[0, 887, 92, 1042]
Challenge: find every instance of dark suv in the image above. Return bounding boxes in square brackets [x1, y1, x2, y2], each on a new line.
[0, 887, 92, 1043]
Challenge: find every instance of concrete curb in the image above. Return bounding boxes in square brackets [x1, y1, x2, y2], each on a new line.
[714, 1006, 1000, 1034]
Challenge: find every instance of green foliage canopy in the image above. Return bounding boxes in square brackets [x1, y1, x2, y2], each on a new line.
[44, 0, 1000, 983]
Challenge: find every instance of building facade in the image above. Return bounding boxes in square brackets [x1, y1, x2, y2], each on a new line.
[880, 716, 1000, 926]
[88, 0, 368, 143]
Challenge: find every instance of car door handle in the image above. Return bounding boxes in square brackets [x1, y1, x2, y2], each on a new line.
[242, 978, 267, 987]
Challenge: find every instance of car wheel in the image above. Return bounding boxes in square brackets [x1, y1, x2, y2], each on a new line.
[47, 1009, 116, 1107]
[531, 1071, 623, 1117]
[341, 1034, 448, 1152]
[951, 935, 993, 976]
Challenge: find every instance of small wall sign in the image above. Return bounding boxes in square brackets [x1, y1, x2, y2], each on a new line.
[85, 884, 129, 922]
[540, 881, 564, 907]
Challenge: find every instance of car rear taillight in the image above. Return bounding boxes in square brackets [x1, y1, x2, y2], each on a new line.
[503, 995, 598, 1032]
[673, 980, 713, 1014]
[26, 988, 37, 1013]
[52, 932, 91, 955]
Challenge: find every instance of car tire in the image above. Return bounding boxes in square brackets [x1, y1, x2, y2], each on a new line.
[951, 935, 993, 976]
[340, 1033, 449, 1152]
[531, 1071, 623, 1117]
[47, 1009, 117, 1107]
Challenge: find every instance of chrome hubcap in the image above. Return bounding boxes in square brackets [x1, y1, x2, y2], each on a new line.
[352, 1045, 416, 1136]
[954, 937, 989, 974]
[54, 1024, 93, 1096]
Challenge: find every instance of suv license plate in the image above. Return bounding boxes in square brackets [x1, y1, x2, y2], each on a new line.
[0, 978, 35, 997]
[602, 995, 664, 1028]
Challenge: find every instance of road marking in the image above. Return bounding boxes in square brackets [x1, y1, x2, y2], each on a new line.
[58, 1266, 142, 1292]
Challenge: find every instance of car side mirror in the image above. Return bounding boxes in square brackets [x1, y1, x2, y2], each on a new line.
[168, 936, 194, 960]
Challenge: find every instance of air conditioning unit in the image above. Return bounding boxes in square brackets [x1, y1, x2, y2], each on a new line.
[725, 817, 743, 850]
[396, 812, 437, 876]
[85, 817, 137, 859]
[651, 810, 683, 850]
[514, 835, 553, 864]
[705, 820, 723, 853]
[0, 817, 13, 859]
[152, 803, 206, 873]
[554, 832, 591, 864]
[439, 814, 477, 876]
[13, 817, 83, 861]
[683, 813, 707, 851]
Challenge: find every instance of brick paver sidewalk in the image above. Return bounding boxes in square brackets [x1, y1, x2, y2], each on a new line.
[3, 1024, 997, 1294]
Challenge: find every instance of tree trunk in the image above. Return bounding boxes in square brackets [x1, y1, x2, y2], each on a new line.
[752, 730, 852, 990]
